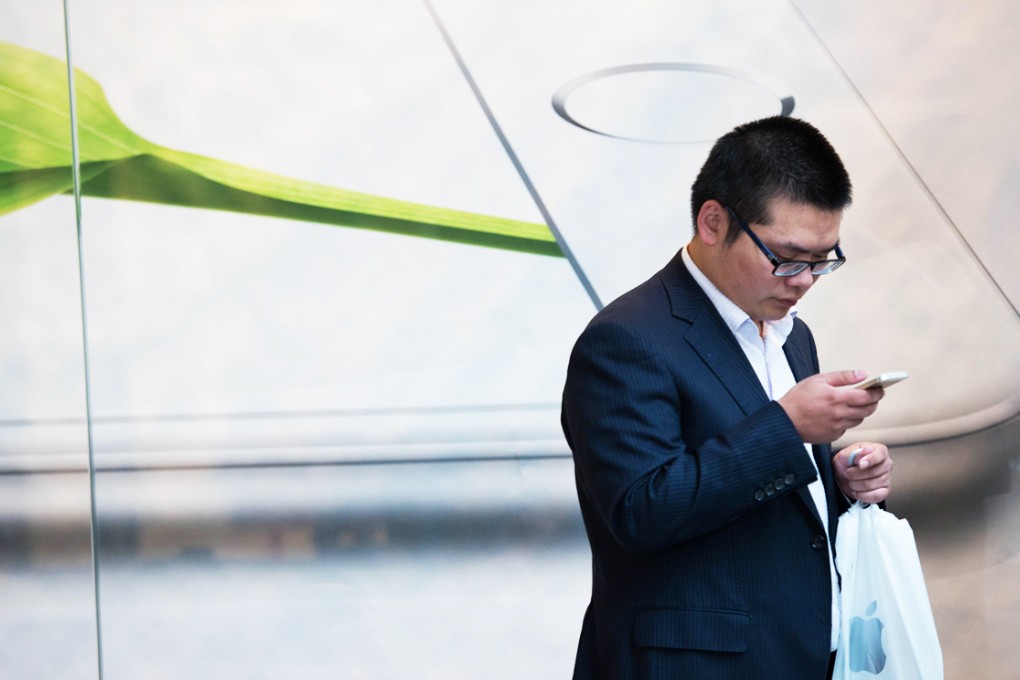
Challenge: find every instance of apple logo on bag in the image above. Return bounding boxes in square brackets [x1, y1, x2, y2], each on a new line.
[849, 600, 887, 674]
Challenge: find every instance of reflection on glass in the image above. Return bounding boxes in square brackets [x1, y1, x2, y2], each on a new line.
[0, 8, 101, 680]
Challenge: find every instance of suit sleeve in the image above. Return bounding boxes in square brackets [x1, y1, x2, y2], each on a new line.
[563, 319, 819, 553]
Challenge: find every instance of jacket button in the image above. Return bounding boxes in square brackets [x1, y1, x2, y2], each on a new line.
[811, 535, 826, 550]
[774, 477, 786, 491]
[784, 473, 795, 485]
[764, 483, 775, 496]
[754, 489, 765, 502]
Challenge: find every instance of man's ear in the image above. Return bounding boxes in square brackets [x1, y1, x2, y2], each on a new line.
[695, 200, 727, 246]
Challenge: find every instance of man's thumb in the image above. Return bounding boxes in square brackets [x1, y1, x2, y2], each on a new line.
[825, 369, 867, 387]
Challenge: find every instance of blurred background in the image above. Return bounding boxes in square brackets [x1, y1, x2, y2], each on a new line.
[1, 0, 1018, 677]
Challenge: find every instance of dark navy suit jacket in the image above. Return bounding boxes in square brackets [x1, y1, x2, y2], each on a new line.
[562, 251, 847, 679]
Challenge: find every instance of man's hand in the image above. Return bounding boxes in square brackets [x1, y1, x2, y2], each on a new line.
[832, 442, 893, 504]
[778, 370, 883, 444]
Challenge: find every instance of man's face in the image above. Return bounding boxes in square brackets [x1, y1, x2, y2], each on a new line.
[715, 196, 843, 323]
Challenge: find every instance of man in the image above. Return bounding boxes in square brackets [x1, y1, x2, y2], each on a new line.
[561, 116, 893, 679]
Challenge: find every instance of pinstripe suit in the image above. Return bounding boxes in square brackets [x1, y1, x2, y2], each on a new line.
[562, 250, 846, 679]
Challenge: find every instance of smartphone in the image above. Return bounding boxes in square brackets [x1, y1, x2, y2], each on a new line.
[853, 371, 909, 390]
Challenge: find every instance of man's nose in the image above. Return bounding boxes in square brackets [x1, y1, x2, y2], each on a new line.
[786, 268, 817, 288]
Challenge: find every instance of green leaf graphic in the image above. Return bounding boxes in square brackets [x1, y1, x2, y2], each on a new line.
[0, 42, 562, 257]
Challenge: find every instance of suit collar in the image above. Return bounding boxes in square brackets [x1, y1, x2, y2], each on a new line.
[659, 249, 704, 323]
[782, 328, 814, 383]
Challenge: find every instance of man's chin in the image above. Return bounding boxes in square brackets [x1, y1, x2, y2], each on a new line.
[764, 300, 798, 319]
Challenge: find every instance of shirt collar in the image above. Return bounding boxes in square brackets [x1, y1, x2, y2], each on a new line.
[681, 246, 797, 342]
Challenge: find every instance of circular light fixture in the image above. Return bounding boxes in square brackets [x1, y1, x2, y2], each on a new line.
[552, 63, 795, 144]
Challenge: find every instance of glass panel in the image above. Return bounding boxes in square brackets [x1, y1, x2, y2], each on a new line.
[63, 0, 592, 677]
[430, 0, 1020, 434]
[3, 0, 1016, 677]
[84, 460, 588, 678]
[789, 4, 1020, 673]
[433, 0, 1020, 675]
[0, 4, 101, 680]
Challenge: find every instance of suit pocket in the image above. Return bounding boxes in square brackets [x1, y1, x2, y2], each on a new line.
[632, 607, 750, 653]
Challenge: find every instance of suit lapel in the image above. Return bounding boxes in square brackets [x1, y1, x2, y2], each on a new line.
[782, 332, 831, 478]
[661, 253, 768, 417]
[784, 328, 838, 530]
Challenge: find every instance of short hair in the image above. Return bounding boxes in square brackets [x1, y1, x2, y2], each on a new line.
[690, 116, 852, 242]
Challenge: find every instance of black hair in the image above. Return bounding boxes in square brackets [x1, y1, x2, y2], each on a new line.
[690, 116, 852, 242]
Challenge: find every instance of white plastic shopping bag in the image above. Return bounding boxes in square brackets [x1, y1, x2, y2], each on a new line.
[833, 502, 943, 679]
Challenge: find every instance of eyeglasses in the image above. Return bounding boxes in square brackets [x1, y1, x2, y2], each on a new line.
[724, 204, 846, 277]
